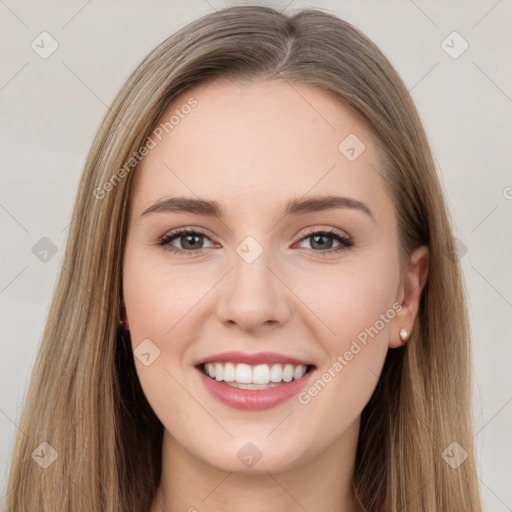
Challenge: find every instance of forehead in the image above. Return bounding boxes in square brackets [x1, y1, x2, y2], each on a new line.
[130, 79, 393, 223]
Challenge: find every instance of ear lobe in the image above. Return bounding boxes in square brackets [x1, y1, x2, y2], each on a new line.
[389, 245, 429, 348]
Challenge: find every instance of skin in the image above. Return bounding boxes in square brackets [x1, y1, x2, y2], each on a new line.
[121, 79, 429, 512]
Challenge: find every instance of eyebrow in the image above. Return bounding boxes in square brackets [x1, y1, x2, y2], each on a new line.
[140, 195, 375, 222]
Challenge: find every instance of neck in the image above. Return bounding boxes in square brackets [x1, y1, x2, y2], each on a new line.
[150, 418, 362, 512]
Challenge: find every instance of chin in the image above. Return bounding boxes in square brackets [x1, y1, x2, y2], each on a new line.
[196, 439, 307, 475]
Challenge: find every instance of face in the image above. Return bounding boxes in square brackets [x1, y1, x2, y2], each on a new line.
[122, 79, 418, 474]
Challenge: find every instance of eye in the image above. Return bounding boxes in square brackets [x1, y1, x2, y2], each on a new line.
[296, 229, 353, 255]
[158, 228, 215, 255]
[157, 227, 353, 256]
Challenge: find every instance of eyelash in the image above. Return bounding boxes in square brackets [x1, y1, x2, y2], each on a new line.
[157, 228, 353, 256]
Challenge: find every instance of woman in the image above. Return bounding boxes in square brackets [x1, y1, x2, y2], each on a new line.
[3, 4, 483, 511]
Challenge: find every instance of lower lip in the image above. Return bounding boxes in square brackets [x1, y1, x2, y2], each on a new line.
[196, 366, 316, 410]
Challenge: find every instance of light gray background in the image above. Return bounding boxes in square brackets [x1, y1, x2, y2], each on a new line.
[1, 0, 511, 509]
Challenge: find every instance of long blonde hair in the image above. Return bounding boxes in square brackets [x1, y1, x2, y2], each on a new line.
[3, 5, 482, 511]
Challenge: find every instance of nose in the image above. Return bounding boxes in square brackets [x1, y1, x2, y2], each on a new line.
[215, 242, 292, 333]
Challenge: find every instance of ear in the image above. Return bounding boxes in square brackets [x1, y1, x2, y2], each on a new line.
[389, 245, 429, 348]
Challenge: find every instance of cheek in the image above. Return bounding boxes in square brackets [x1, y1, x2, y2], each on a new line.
[122, 248, 212, 340]
[122, 252, 206, 429]
[293, 253, 398, 346]
[122, 248, 222, 416]
[294, 255, 398, 410]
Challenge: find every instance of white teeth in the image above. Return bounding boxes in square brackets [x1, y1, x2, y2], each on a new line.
[283, 364, 294, 383]
[223, 362, 235, 382]
[235, 363, 252, 384]
[203, 362, 308, 385]
[293, 365, 305, 380]
[214, 363, 223, 381]
[225, 382, 280, 390]
[270, 364, 283, 382]
[252, 364, 270, 384]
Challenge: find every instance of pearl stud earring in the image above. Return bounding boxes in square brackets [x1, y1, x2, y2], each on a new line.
[399, 328, 408, 341]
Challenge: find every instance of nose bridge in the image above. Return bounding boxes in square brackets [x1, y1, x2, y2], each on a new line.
[231, 233, 278, 300]
[233, 234, 273, 288]
[215, 233, 291, 329]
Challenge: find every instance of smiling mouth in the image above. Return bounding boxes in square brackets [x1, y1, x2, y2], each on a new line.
[198, 362, 316, 390]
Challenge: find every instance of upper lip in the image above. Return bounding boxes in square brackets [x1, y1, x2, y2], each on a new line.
[194, 351, 315, 367]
